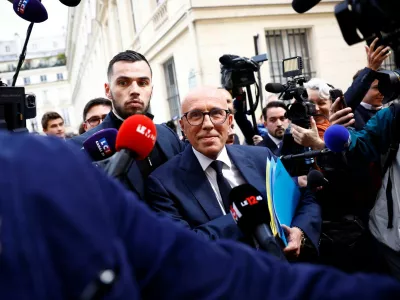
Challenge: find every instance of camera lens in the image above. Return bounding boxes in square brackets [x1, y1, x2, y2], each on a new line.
[25, 94, 36, 108]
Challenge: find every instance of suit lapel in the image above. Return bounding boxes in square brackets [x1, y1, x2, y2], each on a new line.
[227, 146, 267, 197]
[179, 147, 223, 220]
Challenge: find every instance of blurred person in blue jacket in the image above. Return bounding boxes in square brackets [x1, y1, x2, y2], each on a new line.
[1, 131, 400, 299]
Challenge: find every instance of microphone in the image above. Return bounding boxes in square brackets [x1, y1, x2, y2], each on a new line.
[105, 115, 157, 178]
[280, 148, 331, 161]
[307, 169, 329, 189]
[292, 0, 322, 14]
[229, 184, 287, 261]
[59, 0, 81, 7]
[265, 82, 285, 94]
[83, 129, 118, 161]
[13, 0, 48, 23]
[324, 124, 351, 153]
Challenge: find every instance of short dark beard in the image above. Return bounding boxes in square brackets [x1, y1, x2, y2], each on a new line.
[109, 91, 151, 119]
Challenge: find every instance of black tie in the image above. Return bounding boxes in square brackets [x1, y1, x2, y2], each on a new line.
[210, 160, 232, 213]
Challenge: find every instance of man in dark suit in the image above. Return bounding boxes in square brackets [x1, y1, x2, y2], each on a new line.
[2, 131, 400, 299]
[146, 86, 321, 258]
[70, 50, 184, 199]
[255, 101, 289, 156]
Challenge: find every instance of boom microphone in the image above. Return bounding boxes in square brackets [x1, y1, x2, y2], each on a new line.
[292, 0, 322, 14]
[13, 0, 48, 23]
[280, 148, 331, 161]
[229, 184, 287, 261]
[105, 115, 157, 178]
[59, 0, 81, 7]
[324, 124, 351, 153]
[265, 83, 285, 94]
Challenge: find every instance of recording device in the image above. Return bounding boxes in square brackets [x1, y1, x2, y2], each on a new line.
[266, 56, 316, 129]
[83, 128, 118, 168]
[12, 0, 48, 23]
[324, 124, 351, 153]
[0, 80, 36, 132]
[105, 115, 157, 179]
[330, 88, 347, 108]
[292, 0, 400, 100]
[229, 184, 287, 261]
[220, 53, 268, 133]
[280, 148, 332, 161]
[307, 169, 329, 190]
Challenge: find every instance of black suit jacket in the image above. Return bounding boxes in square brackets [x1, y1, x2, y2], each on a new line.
[146, 145, 321, 247]
[70, 112, 185, 199]
[256, 134, 281, 156]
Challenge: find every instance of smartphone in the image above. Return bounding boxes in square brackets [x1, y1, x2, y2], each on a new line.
[330, 88, 347, 108]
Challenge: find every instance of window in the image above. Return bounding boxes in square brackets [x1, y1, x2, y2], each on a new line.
[156, 0, 165, 5]
[61, 108, 71, 127]
[57, 73, 64, 81]
[5, 46, 10, 52]
[163, 57, 180, 123]
[53, 41, 58, 48]
[24, 77, 31, 85]
[265, 28, 315, 84]
[6, 79, 12, 86]
[32, 44, 37, 50]
[40, 75, 47, 83]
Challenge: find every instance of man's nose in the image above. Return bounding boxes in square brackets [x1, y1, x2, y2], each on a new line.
[130, 81, 140, 94]
[202, 114, 214, 129]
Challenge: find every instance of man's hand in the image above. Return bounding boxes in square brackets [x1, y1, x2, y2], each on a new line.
[252, 135, 263, 145]
[297, 175, 307, 188]
[329, 98, 355, 127]
[282, 225, 303, 258]
[291, 117, 325, 150]
[366, 38, 391, 71]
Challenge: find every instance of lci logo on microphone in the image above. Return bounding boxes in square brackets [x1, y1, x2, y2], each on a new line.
[16, 0, 29, 14]
[96, 138, 112, 157]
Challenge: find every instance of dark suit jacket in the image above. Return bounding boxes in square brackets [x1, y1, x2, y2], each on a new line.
[146, 145, 321, 248]
[70, 112, 185, 199]
[256, 134, 281, 156]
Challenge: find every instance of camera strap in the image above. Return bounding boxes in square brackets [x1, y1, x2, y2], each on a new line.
[384, 103, 400, 229]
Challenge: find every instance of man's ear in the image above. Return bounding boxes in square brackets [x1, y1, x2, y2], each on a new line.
[179, 119, 185, 133]
[105, 83, 111, 99]
[83, 122, 88, 132]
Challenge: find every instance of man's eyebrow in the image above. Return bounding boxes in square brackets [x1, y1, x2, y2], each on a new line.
[115, 76, 150, 81]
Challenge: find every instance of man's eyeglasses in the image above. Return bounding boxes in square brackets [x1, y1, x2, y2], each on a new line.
[182, 108, 230, 126]
[85, 114, 108, 126]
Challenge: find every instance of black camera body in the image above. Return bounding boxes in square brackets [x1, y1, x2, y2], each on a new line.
[0, 80, 36, 132]
[220, 54, 268, 90]
[276, 56, 317, 129]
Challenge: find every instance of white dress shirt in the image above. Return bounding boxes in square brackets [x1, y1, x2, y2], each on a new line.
[192, 146, 246, 215]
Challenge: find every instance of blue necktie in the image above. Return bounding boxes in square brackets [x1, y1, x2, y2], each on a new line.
[210, 160, 232, 213]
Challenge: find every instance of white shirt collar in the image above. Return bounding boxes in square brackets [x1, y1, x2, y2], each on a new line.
[112, 109, 125, 121]
[267, 132, 282, 147]
[192, 146, 232, 171]
[360, 102, 382, 111]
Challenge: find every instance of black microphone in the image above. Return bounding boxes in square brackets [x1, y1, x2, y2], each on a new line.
[59, 0, 81, 7]
[229, 184, 287, 261]
[292, 0, 322, 13]
[307, 169, 329, 189]
[265, 82, 285, 94]
[280, 148, 332, 161]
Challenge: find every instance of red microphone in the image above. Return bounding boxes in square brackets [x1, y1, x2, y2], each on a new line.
[105, 115, 157, 178]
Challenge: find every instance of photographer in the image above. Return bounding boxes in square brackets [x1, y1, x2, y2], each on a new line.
[344, 38, 391, 130]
